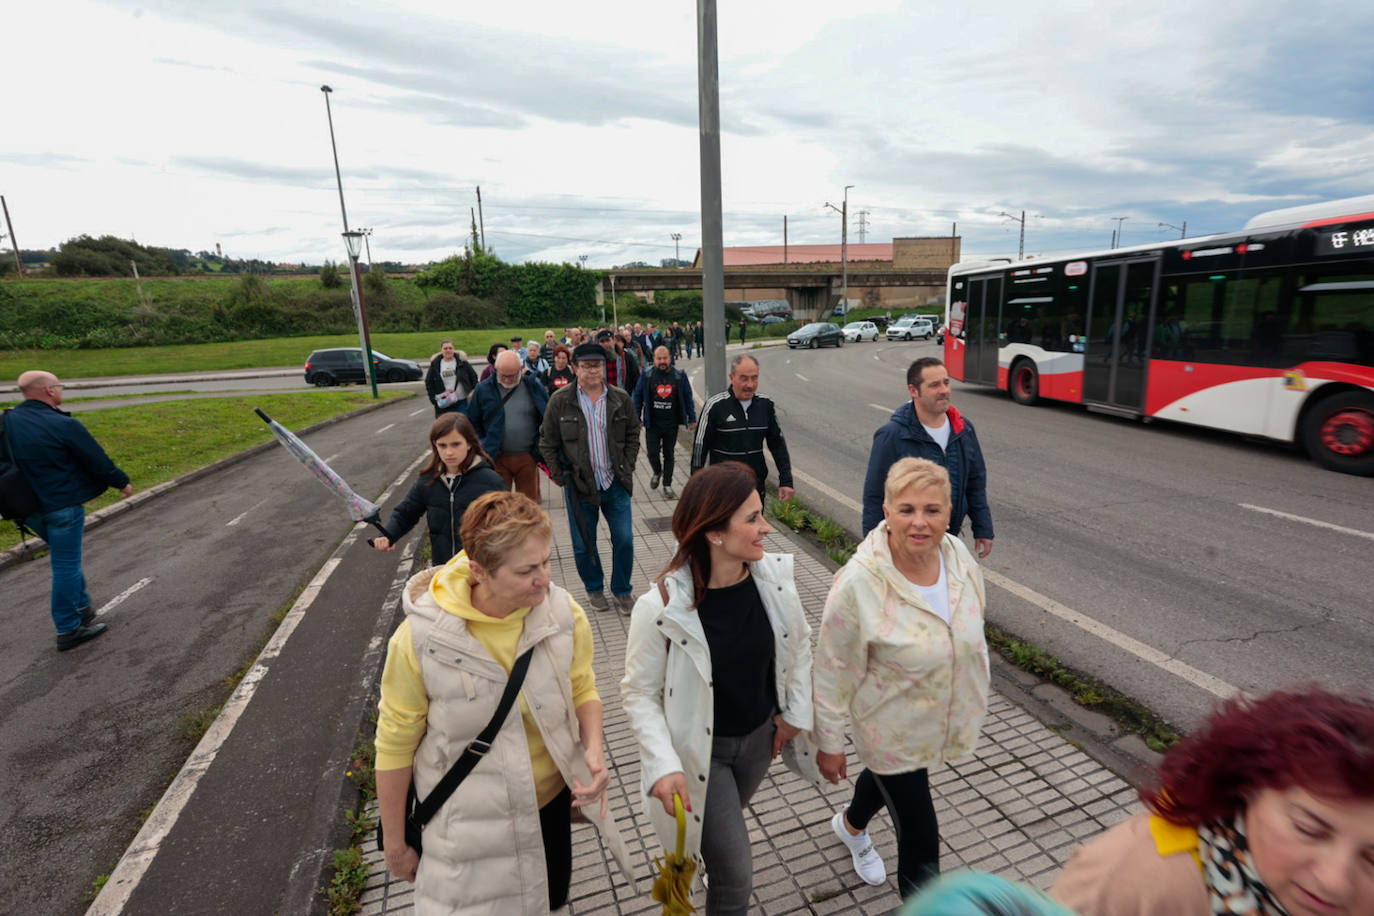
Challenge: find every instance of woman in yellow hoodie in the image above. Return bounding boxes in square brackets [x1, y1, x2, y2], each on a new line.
[374, 491, 634, 914]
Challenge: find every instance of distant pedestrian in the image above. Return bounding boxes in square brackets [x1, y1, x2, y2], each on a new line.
[738, 315, 747, 345]
[691, 354, 794, 502]
[522, 340, 549, 378]
[370, 413, 505, 566]
[631, 346, 696, 500]
[374, 491, 635, 911]
[684, 323, 695, 359]
[538, 342, 640, 615]
[543, 344, 576, 394]
[479, 342, 507, 382]
[424, 339, 477, 417]
[620, 461, 814, 915]
[663, 327, 680, 362]
[815, 457, 990, 900]
[862, 357, 993, 558]
[468, 350, 549, 502]
[597, 329, 639, 393]
[6, 371, 133, 651]
[541, 329, 558, 363]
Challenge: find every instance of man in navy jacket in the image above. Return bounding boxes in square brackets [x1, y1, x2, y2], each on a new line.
[7, 371, 132, 650]
[862, 357, 994, 558]
[631, 346, 697, 500]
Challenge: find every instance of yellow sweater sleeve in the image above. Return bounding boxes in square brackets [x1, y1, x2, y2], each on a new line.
[569, 599, 600, 709]
[375, 619, 430, 771]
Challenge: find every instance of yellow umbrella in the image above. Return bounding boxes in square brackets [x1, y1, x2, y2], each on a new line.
[650, 794, 698, 915]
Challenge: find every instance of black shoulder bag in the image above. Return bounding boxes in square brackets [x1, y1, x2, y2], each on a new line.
[0, 410, 41, 532]
[378, 646, 535, 857]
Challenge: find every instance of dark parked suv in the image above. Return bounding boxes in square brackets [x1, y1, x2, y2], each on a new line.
[304, 348, 422, 386]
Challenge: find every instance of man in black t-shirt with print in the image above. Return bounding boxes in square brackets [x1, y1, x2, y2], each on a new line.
[631, 346, 697, 500]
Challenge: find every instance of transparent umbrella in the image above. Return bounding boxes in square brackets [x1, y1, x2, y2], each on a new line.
[254, 408, 387, 536]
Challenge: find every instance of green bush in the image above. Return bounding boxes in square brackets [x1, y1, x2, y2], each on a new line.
[764, 320, 800, 337]
[423, 292, 505, 329]
[320, 261, 343, 288]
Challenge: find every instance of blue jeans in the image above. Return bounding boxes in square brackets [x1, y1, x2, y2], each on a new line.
[563, 479, 634, 597]
[25, 504, 91, 634]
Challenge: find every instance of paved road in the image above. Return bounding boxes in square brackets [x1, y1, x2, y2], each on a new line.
[0, 396, 436, 915]
[686, 339, 1374, 731]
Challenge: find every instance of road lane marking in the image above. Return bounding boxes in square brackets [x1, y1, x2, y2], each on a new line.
[790, 468, 863, 514]
[88, 454, 427, 915]
[374, 423, 396, 435]
[323, 453, 341, 465]
[1239, 504, 1374, 541]
[408, 407, 427, 417]
[980, 568, 1238, 699]
[869, 403, 893, 413]
[96, 577, 152, 617]
[226, 497, 272, 528]
[795, 373, 810, 382]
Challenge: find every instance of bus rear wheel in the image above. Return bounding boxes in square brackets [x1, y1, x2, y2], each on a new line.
[1010, 360, 1040, 406]
[1302, 391, 1374, 476]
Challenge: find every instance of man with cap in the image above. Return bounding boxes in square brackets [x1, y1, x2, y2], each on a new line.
[597, 329, 639, 394]
[539, 343, 641, 614]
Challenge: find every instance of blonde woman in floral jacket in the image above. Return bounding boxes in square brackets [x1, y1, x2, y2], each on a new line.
[813, 457, 990, 901]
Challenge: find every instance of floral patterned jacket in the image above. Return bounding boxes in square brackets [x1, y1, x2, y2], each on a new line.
[812, 523, 990, 773]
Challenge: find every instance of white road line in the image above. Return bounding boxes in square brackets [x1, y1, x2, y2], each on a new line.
[95, 577, 152, 617]
[790, 468, 863, 514]
[795, 373, 810, 382]
[869, 403, 893, 413]
[374, 423, 396, 435]
[981, 568, 1238, 699]
[323, 453, 342, 465]
[88, 454, 428, 915]
[408, 407, 427, 417]
[1239, 503, 1374, 541]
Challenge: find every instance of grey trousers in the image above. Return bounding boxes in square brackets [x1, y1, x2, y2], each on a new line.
[700, 716, 775, 915]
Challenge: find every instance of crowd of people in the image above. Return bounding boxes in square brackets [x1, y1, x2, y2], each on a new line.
[9, 328, 1370, 915]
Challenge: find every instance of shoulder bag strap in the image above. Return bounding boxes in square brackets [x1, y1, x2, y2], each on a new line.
[412, 645, 535, 826]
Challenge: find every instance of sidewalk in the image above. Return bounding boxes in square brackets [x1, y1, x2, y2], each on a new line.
[354, 444, 1140, 915]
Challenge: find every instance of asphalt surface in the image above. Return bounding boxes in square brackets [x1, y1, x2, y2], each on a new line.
[0, 394, 436, 915]
[685, 339, 1374, 731]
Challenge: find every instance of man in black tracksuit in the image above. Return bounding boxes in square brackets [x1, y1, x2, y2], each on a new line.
[631, 346, 697, 500]
[690, 353, 794, 502]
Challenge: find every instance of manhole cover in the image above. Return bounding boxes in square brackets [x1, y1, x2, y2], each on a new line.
[643, 515, 674, 532]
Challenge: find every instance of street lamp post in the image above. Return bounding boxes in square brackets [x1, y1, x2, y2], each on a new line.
[999, 210, 1027, 260]
[343, 231, 379, 398]
[1111, 216, 1129, 250]
[1158, 220, 1187, 239]
[355, 226, 374, 270]
[671, 232, 682, 265]
[321, 84, 377, 398]
[824, 184, 854, 315]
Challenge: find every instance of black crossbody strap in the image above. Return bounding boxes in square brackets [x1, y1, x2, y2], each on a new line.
[412, 646, 535, 826]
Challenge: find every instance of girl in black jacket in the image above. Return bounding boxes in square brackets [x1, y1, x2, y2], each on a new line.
[371, 413, 505, 566]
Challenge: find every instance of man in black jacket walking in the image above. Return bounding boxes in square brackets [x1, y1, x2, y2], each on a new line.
[8, 371, 133, 651]
[690, 354, 794, 502]
[631, 346, 697, 500]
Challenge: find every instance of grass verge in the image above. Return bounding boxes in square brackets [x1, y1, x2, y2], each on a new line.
[0, 326, 567, 379]
[324, 719, 380, 915]
[766, 491, 1180, 752]
[0, 389, 409, 551]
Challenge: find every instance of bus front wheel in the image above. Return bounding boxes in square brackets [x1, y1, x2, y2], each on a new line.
[1010, 359, 1040, 406]
[1302, 390, 1374, 476]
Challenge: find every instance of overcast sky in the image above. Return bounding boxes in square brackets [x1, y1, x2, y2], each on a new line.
[7, 0, 1373, 268]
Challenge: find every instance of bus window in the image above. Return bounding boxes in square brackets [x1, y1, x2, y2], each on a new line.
[1290, 270, 1374, 365]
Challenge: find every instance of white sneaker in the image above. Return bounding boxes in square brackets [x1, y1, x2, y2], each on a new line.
[831, 808, 886, 885]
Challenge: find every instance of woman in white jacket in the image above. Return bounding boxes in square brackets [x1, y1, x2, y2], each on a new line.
[814, 457, 990, 901]
[621, 461, 814, 915]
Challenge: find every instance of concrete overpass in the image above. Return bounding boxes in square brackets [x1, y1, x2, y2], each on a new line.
[603, 266, 948, 317]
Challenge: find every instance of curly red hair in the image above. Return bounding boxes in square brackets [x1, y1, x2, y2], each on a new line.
[1142, 686, 1374, 826]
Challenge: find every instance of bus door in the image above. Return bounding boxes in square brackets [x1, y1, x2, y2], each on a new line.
[964, 273, 1003, 385]
[1083, 258, 1158, 411]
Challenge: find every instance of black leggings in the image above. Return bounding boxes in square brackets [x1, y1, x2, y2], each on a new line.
[540, 786, 573, 909]
[846, 768, 939, 899]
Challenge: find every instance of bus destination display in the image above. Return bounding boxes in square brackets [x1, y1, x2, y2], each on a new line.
[1316, 222, 1374, 256]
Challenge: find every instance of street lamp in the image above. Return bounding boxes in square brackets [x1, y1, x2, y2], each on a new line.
[343, 230, 379, 398]
[355, 226, 374, 270]
[321, 83, 377, 398]
[999, 210, 1027, 260]
[824, 184, 854, 315]
[1111, 216, 1129, 250]
[671, 232, 682, 265]
[1158, 220, 1187, 239]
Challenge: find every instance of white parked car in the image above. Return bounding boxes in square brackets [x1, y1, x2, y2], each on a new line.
[887, 317, 934, 340]
[842, 321, 880, 342]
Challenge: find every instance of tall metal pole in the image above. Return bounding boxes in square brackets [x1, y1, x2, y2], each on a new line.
[321, 85, 376, 397]
[476, 186, 486, 253]
[841, 184, 853, 314]
[610, 273, 617, 327]
[698, 0, 726, 395]
[2, 195, 23, 276]
[671, 232, 682, 264]
[1018, 210, 1025, 259]
[783, 215, 788, 264]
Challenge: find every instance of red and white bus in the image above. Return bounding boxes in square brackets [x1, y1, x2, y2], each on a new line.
[944, 195, 1374, 475]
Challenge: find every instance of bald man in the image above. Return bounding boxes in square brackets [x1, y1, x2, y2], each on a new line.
[6, 371, 132, 651]
[467, 349, 549, 501]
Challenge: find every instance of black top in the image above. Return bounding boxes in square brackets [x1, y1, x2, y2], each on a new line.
[698, 573, 776, 737]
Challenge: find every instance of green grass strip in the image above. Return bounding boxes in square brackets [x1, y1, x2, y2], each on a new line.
[1, 389, 408, 550]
